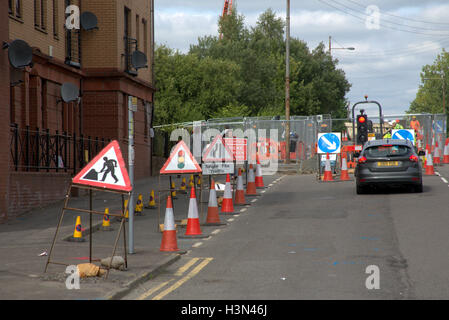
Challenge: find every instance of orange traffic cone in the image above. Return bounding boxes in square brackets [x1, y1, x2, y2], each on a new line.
[246, 164, 258, 196]
[234, 168, 249, 206]
[434, 141, 441, 165]
[221, 174, 237, 215]
[340, 153, 350, 181]
[203, 179, 226, 226]
[255, 155, 265, 188]
[179, 187, 208, 239]
[425, 152, 435, 175]
[160, 196, 179, 252]
[322, 153, 334, 181]
[443, 140, 449, 164]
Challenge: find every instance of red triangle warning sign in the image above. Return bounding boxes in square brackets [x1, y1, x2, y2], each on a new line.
[203, 134, 234, 162]
[160, 140, 202, 174]
[72, 140, 132, 192]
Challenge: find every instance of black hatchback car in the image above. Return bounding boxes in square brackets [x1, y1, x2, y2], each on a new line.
[354, 139, 424, 194]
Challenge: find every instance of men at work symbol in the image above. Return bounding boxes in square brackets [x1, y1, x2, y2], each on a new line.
[100, 157, 118, 183]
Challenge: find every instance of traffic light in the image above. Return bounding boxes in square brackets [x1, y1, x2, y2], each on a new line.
[357, 113, 368, 145]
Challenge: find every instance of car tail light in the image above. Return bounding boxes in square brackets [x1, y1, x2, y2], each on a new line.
[358, 156, 367, 164]
[382, 144, 393, 147]
[409, 155, 418, 162]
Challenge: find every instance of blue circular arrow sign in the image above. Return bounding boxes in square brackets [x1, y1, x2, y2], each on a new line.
[318, 133, 340, 153]
[392, 129, 414, 142]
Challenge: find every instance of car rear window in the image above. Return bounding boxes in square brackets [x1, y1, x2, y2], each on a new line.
[365, 145, 411, 157]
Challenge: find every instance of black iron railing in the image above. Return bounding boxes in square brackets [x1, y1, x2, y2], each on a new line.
[10, 124, 110, 175]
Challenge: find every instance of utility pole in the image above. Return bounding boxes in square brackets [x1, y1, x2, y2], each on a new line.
[285, 0, 290, 164]
[329, 35, 331, 55]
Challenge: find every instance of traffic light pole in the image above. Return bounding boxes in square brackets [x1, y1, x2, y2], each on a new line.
[352, 100, 384, 144]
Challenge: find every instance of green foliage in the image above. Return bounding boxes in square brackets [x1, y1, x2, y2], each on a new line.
[154, 8, 351, 125]
[408, 49, 449, 114]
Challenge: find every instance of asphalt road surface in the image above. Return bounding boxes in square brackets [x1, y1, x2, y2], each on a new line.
[123, 169, 449, 300]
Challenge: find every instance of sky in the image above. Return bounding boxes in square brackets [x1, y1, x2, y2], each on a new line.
[154, 0, 449, 118]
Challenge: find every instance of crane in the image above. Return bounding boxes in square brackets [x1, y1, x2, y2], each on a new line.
[220, 0, 233, 39]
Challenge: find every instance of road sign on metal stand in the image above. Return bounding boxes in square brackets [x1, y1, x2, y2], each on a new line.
[392, 129, 415, 145]
[317, 132, 341, 154]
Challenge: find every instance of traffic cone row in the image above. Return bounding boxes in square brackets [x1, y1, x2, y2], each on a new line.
[426, 152, 435, 175]
[234, 168, 249, 206]
[203, 178, 226, 226]
[322, 153, 333, 181]
[434, 141, 441, 165]
[255, 156, 265, 188]
[444, 140, 449, 164]
[340, 153, 350, 181]
[246, 164, 258, 196]
[221, 174, 237, 215]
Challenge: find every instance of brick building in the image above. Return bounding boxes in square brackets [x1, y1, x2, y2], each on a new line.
[2, 0, 155, 222]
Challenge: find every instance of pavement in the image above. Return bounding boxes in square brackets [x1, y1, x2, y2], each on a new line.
[0, 171, 280, 300]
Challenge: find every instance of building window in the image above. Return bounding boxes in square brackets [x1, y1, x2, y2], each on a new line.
[9, 0, 13, 14]
[53, 0, 58, 37]
[40, 0, 47, 30]
[15, 0, 22, 18]
[136, 15, 140, 49]
[34, 0, 47, 30]
[142, 19, 148, 56]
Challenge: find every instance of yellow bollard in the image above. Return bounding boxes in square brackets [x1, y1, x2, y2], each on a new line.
[171, 180, 177, 199]
[102, 208, 113, 231]
[145, 190, 156, 209]
[189, 174, 194, 188]
[69, 216, 86, 242]
[135, 194, 144, 216]
[180, 177, 187, 194]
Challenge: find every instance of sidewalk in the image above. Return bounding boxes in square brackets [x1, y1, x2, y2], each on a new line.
[0, 173, 279, 299]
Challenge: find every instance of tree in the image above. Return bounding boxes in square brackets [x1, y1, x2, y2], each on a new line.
[408, 49, 449, 114]
[155, 8, 351, 125]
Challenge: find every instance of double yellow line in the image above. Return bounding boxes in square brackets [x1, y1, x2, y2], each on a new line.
[137, 257, 213, 300]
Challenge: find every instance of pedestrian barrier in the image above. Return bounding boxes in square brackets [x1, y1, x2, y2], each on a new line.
[102, 208, 113, 231]
[135, 194, 144, 216]
[322, 153, 334, 181]
[255, 155, 265, 188]
[246, 164, 258, 196]
[68, 216, 86, 242]
[160, 195, 179, 252]
[145, 190, 156, 209]
[203, 178, 226, 226]
[178, 186, 208, 239]
[221, 174, 237, 215]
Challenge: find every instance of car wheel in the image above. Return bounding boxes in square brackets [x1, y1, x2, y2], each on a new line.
[356, 184, 365, 194]
[414, 183, 423, 193]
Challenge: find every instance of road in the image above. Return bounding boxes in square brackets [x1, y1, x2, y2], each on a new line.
[122, 168, 449, 300]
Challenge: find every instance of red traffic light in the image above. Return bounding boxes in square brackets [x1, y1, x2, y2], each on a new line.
[358, 116, 366, 123]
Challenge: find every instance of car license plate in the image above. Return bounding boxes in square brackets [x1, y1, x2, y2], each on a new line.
[377, 161, 399, 167]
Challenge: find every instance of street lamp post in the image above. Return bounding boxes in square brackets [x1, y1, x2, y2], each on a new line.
[329, 36, 355, 55]
[285, 0, 290, 164]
